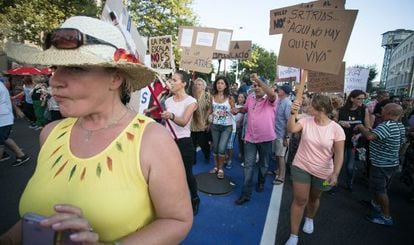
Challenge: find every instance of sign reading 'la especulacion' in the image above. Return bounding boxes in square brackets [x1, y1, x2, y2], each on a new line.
[278, 8, 358, 75]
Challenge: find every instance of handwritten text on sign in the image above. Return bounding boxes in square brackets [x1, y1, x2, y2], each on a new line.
[213, 41, 252, 60]
[269, 0, 345, 35]
[307, 62, 345, 93]
[344, 67, 370, 93]
[180, 47, 212, 74]
[149, 35, 174, 73]
[278, 9, 358, 75]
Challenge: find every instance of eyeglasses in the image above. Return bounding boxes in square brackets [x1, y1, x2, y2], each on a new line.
[44, 28, 118, 50]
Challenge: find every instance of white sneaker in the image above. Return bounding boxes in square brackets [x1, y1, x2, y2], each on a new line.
[302, 217, 314, 234]
[285, 234, 298, 245]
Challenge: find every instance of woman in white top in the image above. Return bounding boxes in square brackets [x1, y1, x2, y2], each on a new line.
[208, 76, 235, 179]
[160, 70, 200, 215]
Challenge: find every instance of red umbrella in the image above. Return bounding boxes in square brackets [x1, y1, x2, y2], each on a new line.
[6, 67, 45, 75]
[39, 67, 52, 75]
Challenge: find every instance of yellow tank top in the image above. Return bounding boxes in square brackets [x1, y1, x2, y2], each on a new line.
[19, 114, 155, 242]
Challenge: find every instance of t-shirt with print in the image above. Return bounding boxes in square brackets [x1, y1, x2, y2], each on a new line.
[293, 116, 345, 179]
[370, 120, 405, 167]
[338, 106, 365, 147]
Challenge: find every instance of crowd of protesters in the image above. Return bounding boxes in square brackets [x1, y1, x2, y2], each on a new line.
[143, 72, 413, 245]
[1, 68, 414, 244]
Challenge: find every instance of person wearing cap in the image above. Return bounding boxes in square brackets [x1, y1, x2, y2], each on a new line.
[1, 16, 192, 244]
[272, 84, 292, 185]
[234, 73, 277, 205]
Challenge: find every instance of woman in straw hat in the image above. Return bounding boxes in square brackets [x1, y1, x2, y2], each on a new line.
[0, 16, 192, 244]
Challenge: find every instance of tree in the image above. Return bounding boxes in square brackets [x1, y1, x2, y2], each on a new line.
[128, 0, 197, 68]
[229, 44, 277, 83]
[0, 0, 100, 45]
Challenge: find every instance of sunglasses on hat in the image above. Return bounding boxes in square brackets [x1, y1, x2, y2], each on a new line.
[44, 28, 141, 64]
[44, 28, 118, 50]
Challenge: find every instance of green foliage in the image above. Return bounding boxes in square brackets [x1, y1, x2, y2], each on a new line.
[0, 0, 100, 45]
[128, 0, 197, 67]
[229, 43, 277, 83]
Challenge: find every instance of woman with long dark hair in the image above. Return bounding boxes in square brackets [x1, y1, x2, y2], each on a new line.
[208, 76, 235, 179]
[337, 89, 370, 191]
[161, 70, 200, 215]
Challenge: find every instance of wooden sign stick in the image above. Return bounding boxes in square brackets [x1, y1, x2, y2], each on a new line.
[293, 69, 308, 115]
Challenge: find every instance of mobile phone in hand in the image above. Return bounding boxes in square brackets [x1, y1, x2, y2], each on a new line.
[22, 213, 55, 245]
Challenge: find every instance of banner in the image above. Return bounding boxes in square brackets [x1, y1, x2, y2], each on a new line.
[101, 0, 147, 63]
[269, 0, 345, 35]
[344, 67, 370, 93]
[307, 62, 345, 93]
[213, 40, 252, 60]
[149, 35, 175, 74]
[278, 9, 358, 75]
[278, 65, 300, 80]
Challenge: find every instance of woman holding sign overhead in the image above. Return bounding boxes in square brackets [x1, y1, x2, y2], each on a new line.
[285, 94, 345, 245]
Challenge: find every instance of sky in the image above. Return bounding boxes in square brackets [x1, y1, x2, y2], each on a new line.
[192, 0, 414, 81]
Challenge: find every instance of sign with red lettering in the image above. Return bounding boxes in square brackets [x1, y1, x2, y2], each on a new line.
[269, 0, 345, 35]
[149, 35, 175, 74]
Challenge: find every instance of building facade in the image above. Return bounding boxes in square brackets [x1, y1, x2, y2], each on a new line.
[386, 33, 414, 96]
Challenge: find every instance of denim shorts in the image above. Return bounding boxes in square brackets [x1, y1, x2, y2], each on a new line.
[369, 165, 398, 194]
[290, 165, 331, 191]
[0, 125, 12, 146]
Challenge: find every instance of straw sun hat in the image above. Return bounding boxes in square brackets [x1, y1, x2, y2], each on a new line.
[5, 16, 155, 91]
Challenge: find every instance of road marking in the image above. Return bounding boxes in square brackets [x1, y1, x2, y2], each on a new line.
[260, 183, 284, 245]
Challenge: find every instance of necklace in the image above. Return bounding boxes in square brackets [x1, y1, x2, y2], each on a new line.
[78, 109, 130, 142]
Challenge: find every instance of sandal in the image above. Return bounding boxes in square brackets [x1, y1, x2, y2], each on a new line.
[209, 167, 218, 174]
[217, 169, 224, 179]
[272, 178, 284, 185]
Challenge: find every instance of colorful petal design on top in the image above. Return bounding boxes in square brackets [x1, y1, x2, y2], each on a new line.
[107, 157, 113, 171]
[96, 163, 102, 178]
[69, 165, 77, 181]
[138, 119, 145, 124]
[126, 132, 134, 141]
[50, 145, 63, 158]
[116, 142, 123, 152]
[56, 131, 68, 140]
[54, 160, 68, 178]
[133, 123, 140, 129]
[80, 167, 86, 181]
[51, 155, 64, 169]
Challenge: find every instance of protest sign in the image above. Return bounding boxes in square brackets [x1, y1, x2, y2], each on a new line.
[278, 65, 300, 80]
[178, 26, 233, 53]
[180, 47, 213, 74]
[213, 41, 252, 60]
[178, 26, 232, 73]
[307, 62, 345, 93]
[269, 0, 345, 35]
[149, 35, 175, 74]
[344, 67, 370, 93]
[101, 0, 147, 62]
[278, 9, 358, 75]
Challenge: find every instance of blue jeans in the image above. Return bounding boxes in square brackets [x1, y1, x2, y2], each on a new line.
[344, 147, 356, 188]
[241, 141, 272, 198]
[210, 124, 232, 156]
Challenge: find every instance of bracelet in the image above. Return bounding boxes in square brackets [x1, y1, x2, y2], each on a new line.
[170, 113, 175, 121]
